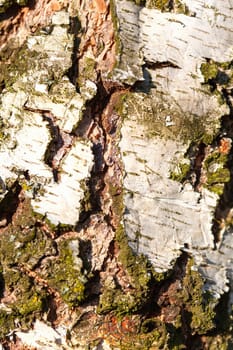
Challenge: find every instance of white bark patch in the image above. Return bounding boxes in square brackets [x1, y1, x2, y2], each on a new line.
[0, 11, 94, 226]
[32, 140, 93, 225]
[115, 0, 232, 115]
[0, 86, 94, 225]
[16, 320, 70, 350]
[115, 0, 233, 301]
[120, 113, 233, 300]
[120, 117, 216, 267]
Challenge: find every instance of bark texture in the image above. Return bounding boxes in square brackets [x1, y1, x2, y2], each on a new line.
[0, 0, 233, 349]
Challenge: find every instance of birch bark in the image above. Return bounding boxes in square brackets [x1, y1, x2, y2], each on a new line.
[0, 0, 233, 349]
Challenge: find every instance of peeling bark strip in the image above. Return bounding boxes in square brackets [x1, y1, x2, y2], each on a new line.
[0, 0, 233, 349]
[0, 0, 64, 52]
[77, 0, 116, 75]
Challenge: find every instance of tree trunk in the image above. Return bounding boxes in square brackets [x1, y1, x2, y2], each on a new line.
[0, 0, 233, 348]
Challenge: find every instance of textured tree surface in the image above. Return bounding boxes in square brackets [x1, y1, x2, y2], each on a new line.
[0, 0, 233, 349]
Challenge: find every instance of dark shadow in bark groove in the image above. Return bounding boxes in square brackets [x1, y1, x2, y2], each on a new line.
[67, 16, 81, 90]
[0, 180, 21, 225]
[75, 74, 124, 216]
[132, 66, 155, 93]
[211, 110, 233, 244]
[0, 271, 5, 299]
[79, 239, 92, 273]
[0, 0, 36, 21]
[46, 295, 58, 324]
[42, 114, 64, 183]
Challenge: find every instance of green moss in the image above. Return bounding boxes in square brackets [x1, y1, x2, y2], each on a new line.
[170, 162, 190, 183]
[1, 25, 70, 90]
[113, 92, 129, 116]
[174, 0, 190, 14]
[11, 277, 45, 316]
[46, 239, 86, 306]
[98, 224, 166, 316]
[206, 168, 230, 184]
[99, 153, 166, 315]
[201, 61, 219, 83]
[143, 322, 170, 349]
[78, 57, 96, 87]
[98, 224, 153, 315]
[0, 215, 55, 269]
[146, 0, 168, 10]
[98, 287, 142, 315]
[79, 179, 92, 214]
[201, 133, 214, 145]
[179, 259, 216, 335]
[1, 45, 45, 89]
[0, 312, 18, 339]
[108, 0, 124, 76]
[203, 151, 230, 195]
[130, 0, 190, 13]
[204, 335, 233, 350]
[109, 183, 124, 218]
[181, 116, 218, 145]
[0, 195, 86, 338]
[200, 60, 233, 87]
[0, 198, 52, 338]
[0, 268, 46, 338]
[49, 79, 78, 103]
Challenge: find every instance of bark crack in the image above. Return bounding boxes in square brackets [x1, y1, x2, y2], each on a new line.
[23, 104, 73, 182]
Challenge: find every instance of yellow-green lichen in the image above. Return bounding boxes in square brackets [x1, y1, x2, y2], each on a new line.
[98, 224, 166, 316]
[113, 92, 129, 117]
[203, 335, 233, 350]
[109, 183, 124, 218]
[203, 151, 230, 195]
[129, 0, 146, 6]
[1, 45, 47, 89]
[170, 161, 190, 183]
[179, 259, 216, 335]
[0, 268, 47, 338]
[109, 0, 125, 62]
[201, 61, 219, 83]
[119, 92, 219, 145]
[129, 0, 191, 13]
[0, 194, 86, 338]
[1, 23, 71, 91]
[201, 60, 233, 84]
[45, 239, 86, 306]
[6, 271, 46, 316]
[0, 208, 56, 270]
[78, 57, 97, 88]
[146, 0, 169, 10]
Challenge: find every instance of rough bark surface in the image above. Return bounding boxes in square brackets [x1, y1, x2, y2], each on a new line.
[0, 0, 233, 349]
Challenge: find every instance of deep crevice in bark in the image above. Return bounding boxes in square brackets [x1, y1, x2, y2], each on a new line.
[0, 0, 36, 21]
[67, 16, 81, 89]
[0, 180, 21, 225]
[76, 74, 127, 220]
[210, 99, 233, 244]
[144, 59, 181, 70]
